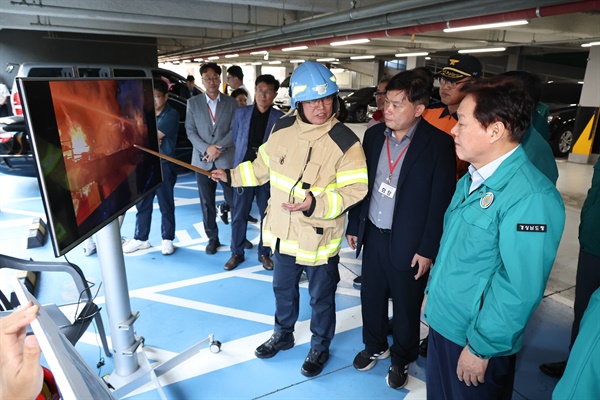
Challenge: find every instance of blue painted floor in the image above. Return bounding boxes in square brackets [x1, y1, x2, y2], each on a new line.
[0, 165, 581, 399]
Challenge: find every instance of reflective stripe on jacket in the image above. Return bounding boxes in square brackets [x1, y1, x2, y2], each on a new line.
[230, 112, 368, 266]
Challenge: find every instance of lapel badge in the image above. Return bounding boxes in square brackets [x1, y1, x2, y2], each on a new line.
[480, 192, 494, 209]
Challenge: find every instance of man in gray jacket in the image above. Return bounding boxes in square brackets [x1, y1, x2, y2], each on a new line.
[186, 63, 238, 254]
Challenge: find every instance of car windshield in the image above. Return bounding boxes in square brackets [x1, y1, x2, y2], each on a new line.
[349, 87, 375, 98]
[541, 83, 582, 106]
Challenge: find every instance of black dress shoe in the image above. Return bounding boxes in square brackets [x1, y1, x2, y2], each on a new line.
[353, 275, 362, 289]
[301, 349, 329, 377]
[258, 254, 274, 270]
[539, 360, 567, 378]
[247, 215, 259, 223]
[205, 238, 220, 255]
[244, 239, 253, 249]
[255, 332, 294, 359]
[217, 203, 229, 224]
[224, 254, 244, 270]
[419, 335, 428, 357]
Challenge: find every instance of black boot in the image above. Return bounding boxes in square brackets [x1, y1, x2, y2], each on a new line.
[539, 360, 567, 378]
[300, 349, 330, 377]
[255, 332, 294, 359]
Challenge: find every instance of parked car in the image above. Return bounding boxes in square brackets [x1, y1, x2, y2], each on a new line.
[344, 87, 376, 123]
[2, 63, 198, 175]
[366, 98, 379, 121]
[0, 115, 35, 176]
[338, 88, 357, 99]
[541, 82, 583, 157]
[273, 75, 291, 111]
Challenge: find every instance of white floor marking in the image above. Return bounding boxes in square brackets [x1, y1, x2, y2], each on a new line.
[0, 217, 40, 228]
[0, 208, 45, 218]
[134, 292, 274, 324]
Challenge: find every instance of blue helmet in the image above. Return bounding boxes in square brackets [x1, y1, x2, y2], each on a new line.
[290, 61, 339, 109]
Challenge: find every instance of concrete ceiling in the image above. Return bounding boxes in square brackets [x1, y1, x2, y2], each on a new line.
[1, 0, 599, 66]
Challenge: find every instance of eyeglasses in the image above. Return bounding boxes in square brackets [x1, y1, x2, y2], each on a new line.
[305, 95, 334, 108]
[202, 77, 220, 82]
[375, 92, 386, 97]
[438, 77, 470, 89]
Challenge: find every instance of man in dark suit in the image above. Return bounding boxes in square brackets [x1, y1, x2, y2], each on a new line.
[185, 63, 238, 254]
[346, 70, 456, 389]
[180, 75, 201, 99]
[224, 74, 284, 271]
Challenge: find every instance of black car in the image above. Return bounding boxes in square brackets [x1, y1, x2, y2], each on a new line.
[344, 87, 376, 123]
[541, 82, 583, 158]
[0, 116, 34, 176]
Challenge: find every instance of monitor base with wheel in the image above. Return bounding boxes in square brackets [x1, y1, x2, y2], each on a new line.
[109, 334, 221, 399]
[96, 219, 221, 400]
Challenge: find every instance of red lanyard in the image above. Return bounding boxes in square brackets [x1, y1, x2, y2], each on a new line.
[386, 136, 410, 183]
[207, 103, 217, 123]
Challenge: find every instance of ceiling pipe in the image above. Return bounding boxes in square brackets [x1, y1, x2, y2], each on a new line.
[191, 0, 537, 56]
[3, 1, 271, 31]
[167, 0, 451, 55]
[191, 0, 600, 59]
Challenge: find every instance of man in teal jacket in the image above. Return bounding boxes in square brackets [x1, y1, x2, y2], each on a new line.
[553, 287, 600, 399]
[540, 157, 600, 379]
[501, 70, 558, 185]
[424, 76, 566, 399]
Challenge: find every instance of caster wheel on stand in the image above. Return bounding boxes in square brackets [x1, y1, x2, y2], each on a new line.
[210, 340, 221, 353]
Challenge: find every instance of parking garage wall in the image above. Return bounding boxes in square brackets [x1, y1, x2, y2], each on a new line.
[0, 29, 157, 89]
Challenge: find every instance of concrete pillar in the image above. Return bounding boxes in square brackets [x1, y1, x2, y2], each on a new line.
[406, 56, 426, 70]
[506, 52, 520, 71]
[568, 45, 600, 164]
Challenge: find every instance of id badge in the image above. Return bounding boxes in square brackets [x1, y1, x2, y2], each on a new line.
[378, 181, 396, 198]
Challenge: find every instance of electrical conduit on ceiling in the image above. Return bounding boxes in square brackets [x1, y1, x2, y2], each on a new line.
[176, 0, 600, 60]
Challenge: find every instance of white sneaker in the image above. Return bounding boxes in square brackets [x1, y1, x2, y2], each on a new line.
[122, 239, 151, 253]
[83, 238, 96, 256]
[83, 244, 97, 256]
[162, 240, 175, 255]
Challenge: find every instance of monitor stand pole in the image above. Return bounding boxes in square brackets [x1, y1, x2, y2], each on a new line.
[96, 218, 221, 400]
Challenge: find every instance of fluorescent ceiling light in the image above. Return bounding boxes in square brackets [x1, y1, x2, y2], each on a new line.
[193, 58, 203, 62]
[425, 56, 431, 60]
[444, 20, 528, 33]
[282, 46, 308, 52]
[173, 61, 180, 65]
[350, 55, 375, 60]
[581, 41, 600, 47]
[316, 58, 337, 62]
[395, 52, 429, 57]
[458, 47, 506, 53]
[330, 38, 370, 46]
[289, 59, 305, 63]
[268, 61, 282, 64]
[251, 62, 263, 65]
[250, 50, 268, 55]
[183, 59, 191, 63]
[224, 54, 239, 58]
[207, 56, 219, 60]
[331, 68, 345, 73]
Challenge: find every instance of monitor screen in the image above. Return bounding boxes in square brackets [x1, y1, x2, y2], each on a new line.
[17, 78, 162, 256]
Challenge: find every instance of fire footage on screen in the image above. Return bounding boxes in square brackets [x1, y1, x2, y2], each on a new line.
[19, 78, 161, 256]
